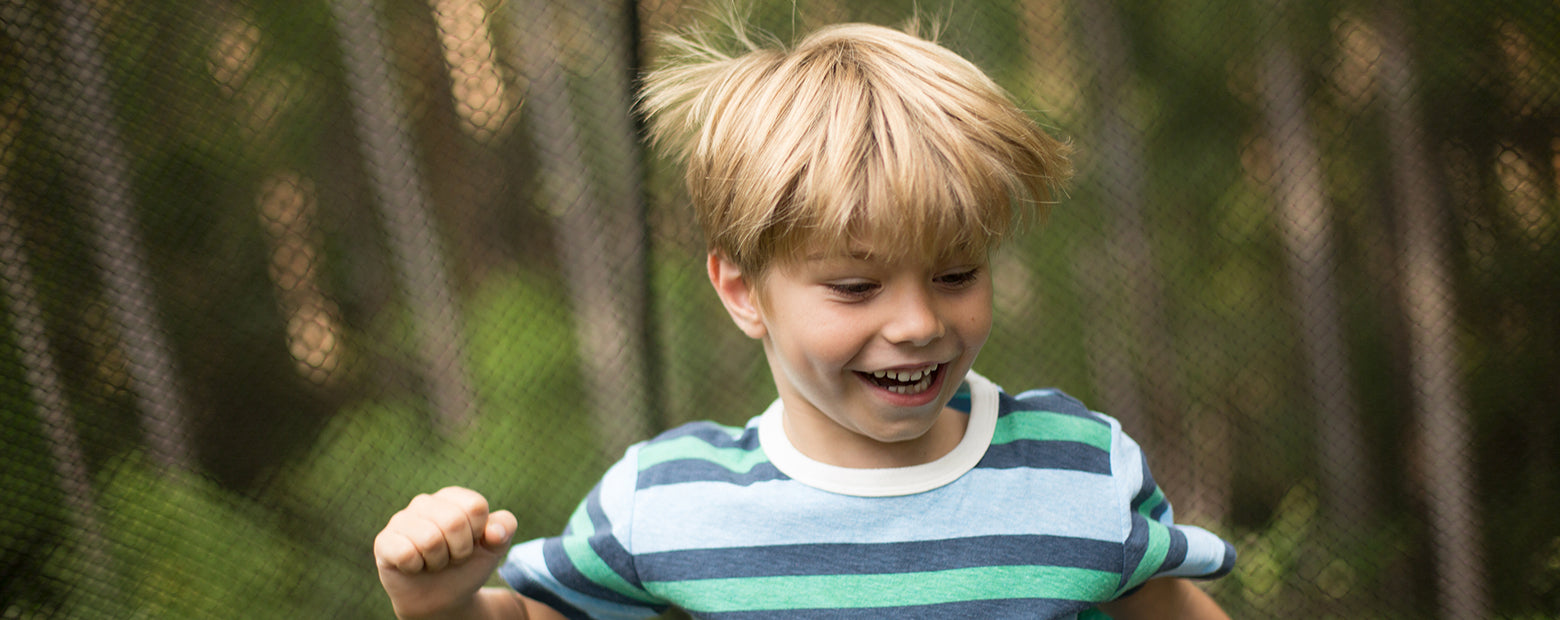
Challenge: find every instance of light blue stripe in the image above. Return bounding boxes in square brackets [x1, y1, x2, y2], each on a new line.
[1162, 526, 1235, 578]
[629, 467, 1124, 554]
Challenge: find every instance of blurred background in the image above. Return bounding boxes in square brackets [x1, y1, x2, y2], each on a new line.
[1, 0, 1556, 617]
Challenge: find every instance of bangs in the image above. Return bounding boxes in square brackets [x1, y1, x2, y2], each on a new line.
[645, 22, 1071, 275]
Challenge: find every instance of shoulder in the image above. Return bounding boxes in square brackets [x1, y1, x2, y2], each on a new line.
[971, 385, 1129, 478]
[991, 387, 1122, 446]
[637, 419, 761, 461]
[631, 419, 779, 489]
[1001, 387, 1108, 421]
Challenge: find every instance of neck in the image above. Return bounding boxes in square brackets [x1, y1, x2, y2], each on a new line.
[781, 405, 969, 469]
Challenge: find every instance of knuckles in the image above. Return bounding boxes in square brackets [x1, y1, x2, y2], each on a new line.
[378, 489, 493, 567]
[374, 488, 496, 574]
[436, 486, 490, 515]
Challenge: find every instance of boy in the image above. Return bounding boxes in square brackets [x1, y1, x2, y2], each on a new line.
[374, 20, 1235, 620]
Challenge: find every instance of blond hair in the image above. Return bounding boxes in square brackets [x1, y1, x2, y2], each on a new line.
[640, 19, 1071, 275]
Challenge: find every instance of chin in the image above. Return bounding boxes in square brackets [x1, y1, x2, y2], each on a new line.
[862, 412, 943, 444]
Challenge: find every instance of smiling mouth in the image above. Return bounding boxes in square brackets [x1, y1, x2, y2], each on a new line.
[862, 363, 941, 395]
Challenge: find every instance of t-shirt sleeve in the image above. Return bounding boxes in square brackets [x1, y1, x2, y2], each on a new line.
[1110, 424, 1237, 596]
[499, 444, 669, 620]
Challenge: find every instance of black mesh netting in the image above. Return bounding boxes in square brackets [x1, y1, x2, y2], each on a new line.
[3, 0, 1558, 618]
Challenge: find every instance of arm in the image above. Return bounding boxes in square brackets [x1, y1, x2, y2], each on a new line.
[374, 487, 567, 620]
[404, 588, 565, 620]
[1097, 577, 1230, 620]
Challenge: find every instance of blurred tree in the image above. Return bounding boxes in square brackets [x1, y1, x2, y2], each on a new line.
[328, 0, 478, 432]
[1253, 0, 1374, 544]
[1374, 3, 1490, 618]
[0, 178, 118, 614]
[506, 0, 653, 462]
[1072, 0, 1201, 515]
[37, 0, 196, 473]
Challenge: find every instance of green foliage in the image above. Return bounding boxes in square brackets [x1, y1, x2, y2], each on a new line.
[261, 268, 600, 611]
[41, 455, 317, 620]
[8, 269, 603, 618]
[1220, 483, 1324, 614]
[1213, 482, 1417, 620]
[0, 396, 69, 612]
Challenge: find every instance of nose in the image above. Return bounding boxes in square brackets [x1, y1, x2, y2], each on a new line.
[881, 286, 945, 347]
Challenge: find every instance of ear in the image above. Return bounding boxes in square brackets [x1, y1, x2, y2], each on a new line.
[707, 252, 767, 339]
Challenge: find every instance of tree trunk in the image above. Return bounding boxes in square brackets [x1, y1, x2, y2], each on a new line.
[1374, 5, 1489, 619]
[1073, 0, 1200, 516]
[329, 0, 477, 432]
[0, 175, 120, 612]
[1253, 0, 1374, 536]
[504, 0, 653, 462]
[36, 0, 195, 472]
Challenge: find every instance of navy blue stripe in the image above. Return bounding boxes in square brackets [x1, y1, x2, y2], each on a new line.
[1130, 451, 1159, 511]
[1119, 510, 1150, 592]
[1009, 388, 1099, 421]
[1150, 499, 1171, 522]
[648, 420, 760, 450]
[699, 597, 1088, 619]
[1123, 449, 1165, 589]
[1210, 542, 1238, 578]
[538, 537, 646, 607]
[530, 486, 648, 607]
[511, 578, 592, 620]
[1131, 451, 1176, 523]
[636, 535, 1122, 581]
[638, 459, 787, 489]
[979, 439, 1112, 473]
[583, 484, 644, 588]
[498, 560, 592, 619]
[1163, 526, 1189, 572]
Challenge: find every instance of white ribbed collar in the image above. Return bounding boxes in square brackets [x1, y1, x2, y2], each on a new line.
[757, 370, 998, 497]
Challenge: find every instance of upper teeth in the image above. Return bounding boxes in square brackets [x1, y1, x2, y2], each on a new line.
[872, 364, 939, 383]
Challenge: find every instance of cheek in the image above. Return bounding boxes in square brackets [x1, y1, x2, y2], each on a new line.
[956, 291, 995, 345]
[775, 310, 869, 369]
[963, 313, 993, 348]
[763, 300, 843, 359]
[794, 320, 864, 365]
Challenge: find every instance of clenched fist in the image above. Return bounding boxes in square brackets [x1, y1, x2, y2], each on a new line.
[374, 487, 519, 619]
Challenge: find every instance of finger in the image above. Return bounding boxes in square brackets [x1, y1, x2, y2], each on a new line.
[408, 493, 477, 565]
[483, 509, 518, 549]
[431, 488, 490, 563]
[373, 528, 425, 573]
[390, 508, 453, 571]
[434, 487, 491, 551]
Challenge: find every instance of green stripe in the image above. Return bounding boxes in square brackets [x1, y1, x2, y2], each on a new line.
[558, 501, 661, 604]
[1124, 488, 1171, 590]
[991, 411, 1112, 451]
[649, 565, 1118, 613]
[635, 435, 769, 473]
[1136, 486, 1166, 518]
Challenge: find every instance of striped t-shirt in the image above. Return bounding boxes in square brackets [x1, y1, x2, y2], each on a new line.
[500, 371, 1236, 619]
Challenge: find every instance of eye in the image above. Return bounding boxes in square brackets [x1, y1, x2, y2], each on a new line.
[935, 267, 981, 289]
[824, 281, 878, 299]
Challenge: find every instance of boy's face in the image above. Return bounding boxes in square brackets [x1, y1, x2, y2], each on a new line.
[709, 238, 993, 468]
